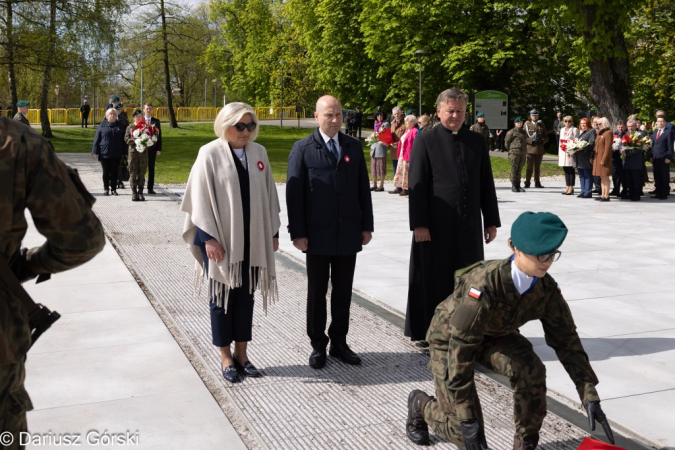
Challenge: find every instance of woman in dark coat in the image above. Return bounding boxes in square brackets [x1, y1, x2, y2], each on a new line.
[574, 118, 596, 198]
[92, 108, 127, 196]
[592, 117, 613, 201]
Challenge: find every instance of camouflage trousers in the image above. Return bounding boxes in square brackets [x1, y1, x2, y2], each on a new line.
[129, 149, 148, 190]
[0, 359, 32, 449]
[425, 333, 547, 445]
[509, 152, 526, 184]
[525, 153, 544, 184]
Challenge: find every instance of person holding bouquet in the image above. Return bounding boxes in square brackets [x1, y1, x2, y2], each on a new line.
[574, 118, 596, 198]
[558, 116, 579, 195]
[393, 114, 418, 196]
[125, 109, 149, 201]
[622, 119, 648, 201]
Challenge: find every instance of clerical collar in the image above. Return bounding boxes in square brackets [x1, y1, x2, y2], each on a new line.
[510, 255, 537, 295]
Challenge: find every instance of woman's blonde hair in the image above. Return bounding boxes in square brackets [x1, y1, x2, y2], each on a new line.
[105, 108, 117, 120]
[404, 114, 417, 125]
[563, 115, 573, 125]
[419, 114, 430, 125]
[596, 117, 610, 130]
[214, 102, 259, 141]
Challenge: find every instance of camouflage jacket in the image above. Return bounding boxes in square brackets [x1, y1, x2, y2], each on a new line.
[469, 122, 490, 146]
[0, 117, 105, 365]
[426, 258, 600, 421]
[13, 113, 29, 127]
[504, 127, 527, 153]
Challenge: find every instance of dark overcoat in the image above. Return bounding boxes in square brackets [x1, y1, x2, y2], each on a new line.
[286, 129, 374, 256]
[92, 120, 126, 159]
[405, 125, 501, 340]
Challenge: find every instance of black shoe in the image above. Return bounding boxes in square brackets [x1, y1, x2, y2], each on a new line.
[370, 187, 377, 191]
[592, 188, 601, 194]
[132, 187, 139, 201]
[234, 359, 262, 378]
[631, 197, 641, 201]
[415, 341, 429, 349]
[649, 189, 657, 194]
[138, 189, 145, 201]
[309, 349, 326, 369]
[406, 390, 432, 445]
[222, 364, 241, 383]
[659, 195, 668, 200]
[118, 182, 125, 189]
[329, 343, 361, 365]
[609, 190, 620, 197]
[650, 195, 661, 199]
[147, 188, 156, 195]
[103, 189, 109, 196]
[535, 183, 544, 188]
[111, 190, 118, 196]
[523, 182, 531, 188]
[599, 197, 610, 202]
[518, 186, 526, 192]
[512, 185, 519, 192]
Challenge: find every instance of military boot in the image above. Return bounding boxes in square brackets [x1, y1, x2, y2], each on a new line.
[406, 390, 433, 445]
[518, 182, 526, 192]
[138, 187, 145, 202]
[513, 435, 539, 450]
[511, 183, 519, 192]
[132, 186, 139, 202]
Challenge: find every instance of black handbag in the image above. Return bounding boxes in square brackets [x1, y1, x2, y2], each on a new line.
[119, 156, 130, 182]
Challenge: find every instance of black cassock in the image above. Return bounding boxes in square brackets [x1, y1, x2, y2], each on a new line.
[405, 125, 501, 340]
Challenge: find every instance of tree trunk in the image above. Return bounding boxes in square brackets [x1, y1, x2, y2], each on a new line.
[160, 0, 178, 128]
[7, 0, 18, 118]
[579, 1, 632, 127]
[39, 0, 56, 137]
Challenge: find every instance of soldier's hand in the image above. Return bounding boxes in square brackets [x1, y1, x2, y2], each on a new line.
[585, 401, 615, 445]
[293, 237, 309, 252]
[460, 420, 488, 450]
[10, 248, 38, 283]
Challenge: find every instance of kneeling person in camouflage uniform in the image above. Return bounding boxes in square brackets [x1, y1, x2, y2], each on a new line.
[406, 212, 615, 450]
[125, 109, 149, 202]
[505, 116, 528, 192]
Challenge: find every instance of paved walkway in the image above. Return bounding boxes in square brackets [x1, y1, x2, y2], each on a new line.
[272, 182, 675, 449]
[21, 153, 668, 449]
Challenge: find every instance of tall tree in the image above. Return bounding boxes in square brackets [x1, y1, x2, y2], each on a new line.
[38, 0, 56, 136]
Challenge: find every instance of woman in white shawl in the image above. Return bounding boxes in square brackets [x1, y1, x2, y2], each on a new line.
[181, 103, 281, 383]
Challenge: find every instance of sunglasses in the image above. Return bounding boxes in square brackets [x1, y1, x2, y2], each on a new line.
[537, 250, 562, 263]
[233, 122, 257, 132]
[564, 120, 572, 123]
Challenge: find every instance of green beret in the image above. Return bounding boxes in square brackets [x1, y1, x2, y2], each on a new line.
[16, 100, 29, 107]
[406, 109, 414, 116]
[514, 116, 523, 123]
[476, 111, 484, 117]
[114, 103, 124, 109]
[132, 109, 142, 116]
[110, 96, 120, 102]
[511, 212, 568, 256]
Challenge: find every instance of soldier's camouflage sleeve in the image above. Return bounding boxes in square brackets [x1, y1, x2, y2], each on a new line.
[541, 284, 600, 404]
[23, 133, 105, 276]
[444, 267, 493, 421]
[504, 129, 514, 150]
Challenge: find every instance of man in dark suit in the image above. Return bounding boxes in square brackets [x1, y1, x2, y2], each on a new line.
[286, 95, 374, 369]
[143, 103, 163, 194]
[650, 117, 673, 199]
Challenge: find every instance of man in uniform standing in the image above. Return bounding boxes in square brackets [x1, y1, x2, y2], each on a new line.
[0, 117, 105, 448]
[523, 109, 548, 188]
[470, 112, 490, 148]
[505, 116, 527, 192]
[405, 212, 615, 450]
[13, 101, 30, 126]
[80, 100, 91, 128]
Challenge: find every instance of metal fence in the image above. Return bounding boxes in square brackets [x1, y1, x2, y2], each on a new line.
[23, 106, 312, 125]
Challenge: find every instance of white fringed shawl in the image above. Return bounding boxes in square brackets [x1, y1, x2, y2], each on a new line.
[181, 138, 281, 312]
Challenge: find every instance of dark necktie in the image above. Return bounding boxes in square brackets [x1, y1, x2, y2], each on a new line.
[328, 138, 339, 160]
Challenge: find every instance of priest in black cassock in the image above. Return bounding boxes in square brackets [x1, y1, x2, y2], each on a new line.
[405, 88, 501, 342]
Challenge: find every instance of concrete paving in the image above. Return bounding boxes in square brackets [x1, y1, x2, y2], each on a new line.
[272, 181, 675, 449]
[21, 214, 246, 449]
[50, 154, 632, 450]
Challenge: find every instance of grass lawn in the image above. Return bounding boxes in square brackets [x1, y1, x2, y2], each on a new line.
[47, 124, 561, 183]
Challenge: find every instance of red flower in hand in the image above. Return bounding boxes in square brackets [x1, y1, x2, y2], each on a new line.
[621, 135, 632, 144]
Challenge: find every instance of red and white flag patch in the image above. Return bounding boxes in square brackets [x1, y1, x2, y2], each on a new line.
[468, 288, 482, 299]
